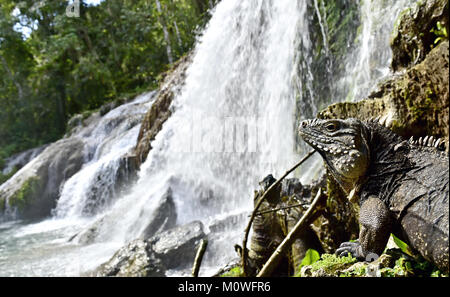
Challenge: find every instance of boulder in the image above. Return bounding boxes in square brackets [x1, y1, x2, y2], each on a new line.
[149, 221, 206, 269]
[1, 144, 49, 175]
[94, 221, 206, 276]
[0, 137, 84, 220]
[139, 187, 177, 239]
[69, 216, 106, 245]
[92, 239, 166, 277]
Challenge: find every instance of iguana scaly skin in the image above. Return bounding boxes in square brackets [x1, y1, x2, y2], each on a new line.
[299, 118, 449, 273]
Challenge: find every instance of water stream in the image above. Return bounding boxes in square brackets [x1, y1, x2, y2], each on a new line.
[0, 0, 414, 276]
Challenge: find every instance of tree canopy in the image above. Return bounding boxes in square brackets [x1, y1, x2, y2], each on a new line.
[0, 0, 212, 167]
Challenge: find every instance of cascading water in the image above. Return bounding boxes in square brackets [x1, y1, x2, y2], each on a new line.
[54, 92, 155, 218]
[0, 0, 416, 276]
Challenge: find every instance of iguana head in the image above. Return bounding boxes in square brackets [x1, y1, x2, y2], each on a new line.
[298, 118, 370, 194]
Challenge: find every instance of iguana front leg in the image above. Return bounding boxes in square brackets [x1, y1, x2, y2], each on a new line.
[336, 197, 392, 260]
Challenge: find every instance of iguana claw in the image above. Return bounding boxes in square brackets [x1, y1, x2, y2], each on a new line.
[335, 240, 365, 260]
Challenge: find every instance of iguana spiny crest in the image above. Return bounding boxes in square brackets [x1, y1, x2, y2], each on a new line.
[298, 118, 446, 195]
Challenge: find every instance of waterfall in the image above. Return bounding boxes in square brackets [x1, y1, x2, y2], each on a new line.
[54, 92, 156, 218]
[0, 0, 416, 276]
[339, 0, 415, 101]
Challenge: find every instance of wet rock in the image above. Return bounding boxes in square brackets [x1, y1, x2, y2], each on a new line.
[70, 216, 105, 245]
[319, 40, 449, 141]
[0, 137, 84, 220]
[116, 154, 139, 189]
[94, 221, 206, 276]
[391, 0, 448, 72]
[134, 54, 192, 166]
[93, 239, 166, 277]
[1, 144, 49, 175]
[71, 188, 176, 244]
[139, 188, 177, 239]
[81, 154, 140, 216]
[149, 220, 206, 269]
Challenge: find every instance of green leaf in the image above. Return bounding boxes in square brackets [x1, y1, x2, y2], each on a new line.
[391, 234, 414, 256]
[299, 249, 321, 269]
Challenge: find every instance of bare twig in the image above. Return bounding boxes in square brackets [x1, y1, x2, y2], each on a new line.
[256, 188, 324, 277]
[192, 239, 208, 277]
[241, 149, 316, 276]
[248, 203, 305, 217]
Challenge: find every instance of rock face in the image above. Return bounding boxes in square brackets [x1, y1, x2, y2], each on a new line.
[319, 41, 449, 141]
[0, 137, 84, 220]
[390, 0, 448, 72]
[134, 54, 192, 166]
[319, 0, 449, 143]
[94, 221, 206, 276]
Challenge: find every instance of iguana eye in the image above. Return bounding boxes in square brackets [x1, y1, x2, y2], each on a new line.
[326, 122, 337, 132]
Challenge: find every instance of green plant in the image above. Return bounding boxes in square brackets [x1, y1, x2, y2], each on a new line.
[220, 266, 243, 277]
[391, 234, 414, 256]
[295, 248, 321, 275]
[430, 21, 448, 45]
[310, 253, 356, 274]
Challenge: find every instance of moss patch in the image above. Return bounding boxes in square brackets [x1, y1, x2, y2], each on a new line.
[310, 253, 356, 274]
[220, 266, 244, 277]
[0, 196, 5, 213]
[8, 177, 41, 211]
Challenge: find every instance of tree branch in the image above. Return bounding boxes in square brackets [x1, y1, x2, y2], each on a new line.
[192, 239, 208, 277]
[256, 188, 324, 277]
[241, 149, 316, 276]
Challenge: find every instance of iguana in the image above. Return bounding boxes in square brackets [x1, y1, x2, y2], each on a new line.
[298, 118, 449, 273]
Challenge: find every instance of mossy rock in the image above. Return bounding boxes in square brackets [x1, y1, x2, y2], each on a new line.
[8, 176, 42, 211]
[299, 248, 447, 277]
[318, 41, 449, 141]
[300, 253, 357, 277]
[0, 196, 5, 213]
[391, 0, 448, 72]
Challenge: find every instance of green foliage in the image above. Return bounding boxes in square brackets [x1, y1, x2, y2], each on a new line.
[339, 263, 366, 277]
[391, 234, 414, 257]
[8, 176, 41, 210]
[298, 249, 321, 270]
[430, 21, 448, 45]
[294, 248, 321, 276]
[220, 266, 243, 277]
[310, 253, 356, 274]
[0, 0, 211, 161]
